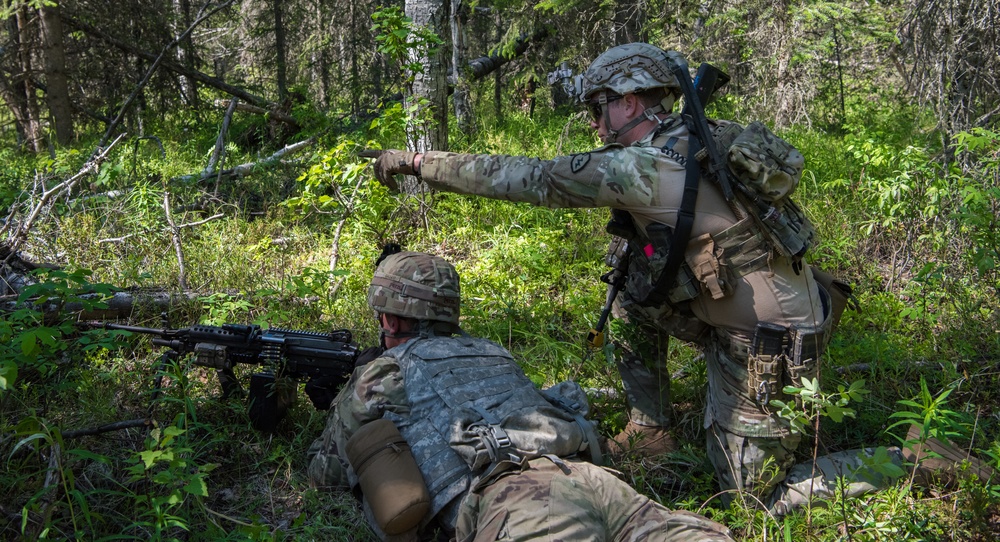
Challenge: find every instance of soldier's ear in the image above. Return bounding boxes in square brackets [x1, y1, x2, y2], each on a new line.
[382, 314, 402, 334]
[623, 93, 642, 117]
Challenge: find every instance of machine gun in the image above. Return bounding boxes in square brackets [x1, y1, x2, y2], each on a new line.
[99, 321, 359, 431]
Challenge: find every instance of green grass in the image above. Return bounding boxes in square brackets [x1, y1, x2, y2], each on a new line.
[1, 95, 999, 541]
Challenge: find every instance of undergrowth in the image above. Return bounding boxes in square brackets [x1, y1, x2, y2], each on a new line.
[1, 95, 999, 540]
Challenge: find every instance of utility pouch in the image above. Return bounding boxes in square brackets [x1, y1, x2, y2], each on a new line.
[624, 222, 700, 307]
[811, 266, 856, 333]
[605, 235, 628, 270]
[346, 419, 430, 535]
[685, 233, 735, 300]
[727, 121, 805, 202]
[748, 322, 788, 405]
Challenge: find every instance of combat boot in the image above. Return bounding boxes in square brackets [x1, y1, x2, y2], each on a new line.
[903, 423, 995, 487]
[608, 421, 677, 456]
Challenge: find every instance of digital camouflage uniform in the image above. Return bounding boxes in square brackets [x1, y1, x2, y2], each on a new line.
[307, 251, 735, 541]
[405, 46, 903, 511]
[307, 343, 735, 541]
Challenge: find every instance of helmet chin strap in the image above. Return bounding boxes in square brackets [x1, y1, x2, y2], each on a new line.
[604, 103, 665, 144]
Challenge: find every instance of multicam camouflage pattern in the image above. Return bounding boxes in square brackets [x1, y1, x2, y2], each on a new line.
[420, 143, 670, 209]
[454, 457, 735, 542]
[727, 121, 805, 203]
[308, 334, 600, 537]
[368, 251, 461, 326]
[581, 43, 681, 101]
[706, 422, 801, 508]
[769, 447, 906, 514]
[415, 108, 841, 511]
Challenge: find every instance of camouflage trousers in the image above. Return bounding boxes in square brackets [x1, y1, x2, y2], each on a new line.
[703, 338, 903, 513]
[707, 423, 906, 513]
[454, 457, 734, 542]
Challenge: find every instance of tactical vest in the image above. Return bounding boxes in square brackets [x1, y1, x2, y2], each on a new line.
[381, 335, 598, 531]
[610, 117, 814, 316]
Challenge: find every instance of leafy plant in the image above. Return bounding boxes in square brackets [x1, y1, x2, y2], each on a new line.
[1, 268, 120, 389]
[887, 376, 968, 444]
[370, 6, 443, 84]
[125, 421, 216, 539]
[771, 377, 869, 435]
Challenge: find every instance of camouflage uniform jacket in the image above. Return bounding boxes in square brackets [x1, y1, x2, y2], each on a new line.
[420, 116, 831, 439]
[307, 334, 596, 536]
[419, 115, 826, 339]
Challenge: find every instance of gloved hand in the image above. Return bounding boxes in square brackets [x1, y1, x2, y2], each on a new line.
[305, 373, 348, 410]
[358, 149, 420, 191]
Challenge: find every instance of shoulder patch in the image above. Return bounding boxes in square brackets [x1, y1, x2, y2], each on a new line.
[570, 153, 591, 173]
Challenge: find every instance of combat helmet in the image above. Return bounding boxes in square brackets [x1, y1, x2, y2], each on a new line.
[368, 251, 461, 327]
[581, 43, 680, 101]
[580, 43, 681, 143]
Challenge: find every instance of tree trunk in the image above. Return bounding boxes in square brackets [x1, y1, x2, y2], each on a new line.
[16, 5, 43, 153]
[451, 0, 474, 136]
[312, 0, 330, 108]
[273, 0, 288, 101]
[173, 0, 198, 107]
[39, 4, 73, 146]
[406, 0, 450, 153]
[493, 16, 502, 123]
[0, 17, 31, 145]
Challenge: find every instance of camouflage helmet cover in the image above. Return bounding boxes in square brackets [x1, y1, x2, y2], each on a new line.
[581, 43, 680, 101]
[368, 251, 460, 325]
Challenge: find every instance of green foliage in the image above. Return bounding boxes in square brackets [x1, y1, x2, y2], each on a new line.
[370, 7, 444, 83]
[125, 420, 216, 539]
[770, 377, 868, 435]
[0, 268, 120, 389]
[4, 50, 1000, 541]
[952, 128, 1000, 288]
[888, 377, 968, 444]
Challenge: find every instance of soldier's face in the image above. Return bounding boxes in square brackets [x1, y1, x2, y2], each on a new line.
[588, 93, 627, 144]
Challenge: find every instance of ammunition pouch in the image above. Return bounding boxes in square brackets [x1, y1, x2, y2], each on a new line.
[721, 293, 832, 413]
[346, 419, 431, 535]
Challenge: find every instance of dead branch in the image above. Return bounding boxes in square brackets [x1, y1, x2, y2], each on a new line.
[0, 134, 126, 262]
[211, 98, 300, 128]
[97, 213, 225, 244]
[0, 288, 204, 320]
[61, 418, 151, 439]
[205, 98, 239, 181]
[170, 136, 318, 184]
[163, 188, 188, 290]
[328, 163, 370, 298]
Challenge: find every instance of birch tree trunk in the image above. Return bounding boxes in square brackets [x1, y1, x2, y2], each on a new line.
[406, 0, 450, 154]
